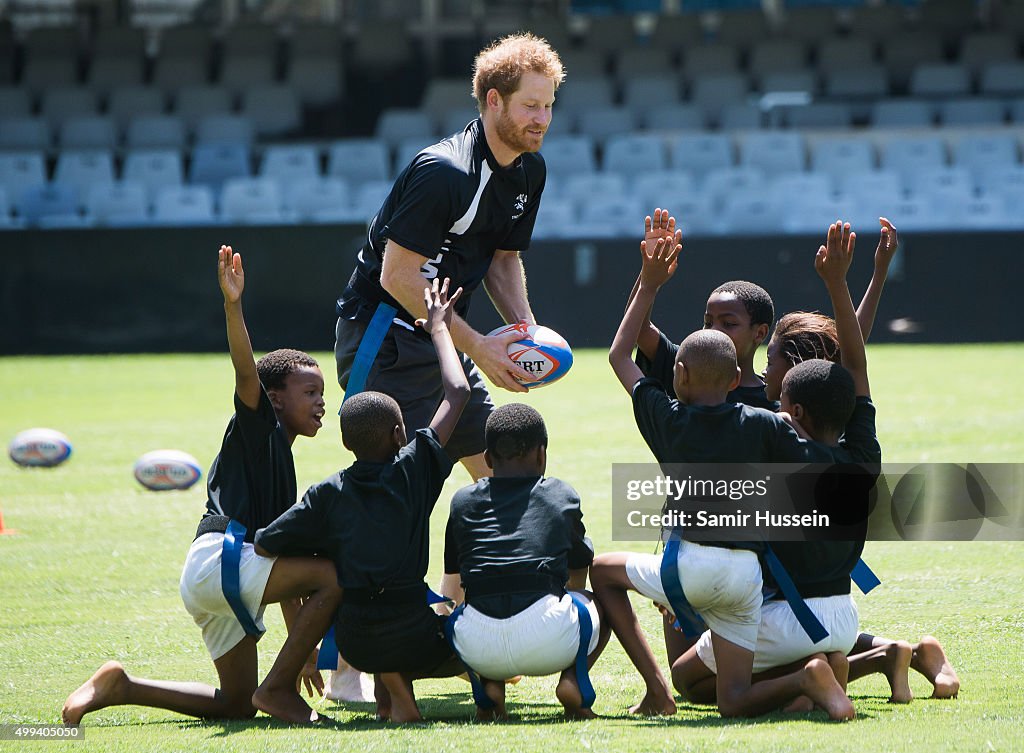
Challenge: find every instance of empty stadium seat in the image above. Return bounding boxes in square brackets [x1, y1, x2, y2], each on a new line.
[122, 149, 185, 203]
[22, 57, 79, 96]
[622, 75, 684, 112]
[189, 143, 251, 191]
[771, 171, 833, 200]
[958, 32, 1017, 75]
[720, 103, 763, 131]
[690, 72, 750, 125]
[880, 136, 947, 186]
[240, 86, 301, 137]
[54, 150, 115, 206]
[420, 78, 474, 121]
[954, 134, 1020, 185]
[152, 57, 210, 95]
[537, 135, 597, 177]
[811, 139, 876, 180]
[531, 197, 577, 240]
[220, 177, 285, 224]
[153, 184, 216, 224]
[838, 169, 904, 206]
[87, 56, 144, 95]
[602, 134, 667, 177]
[749, 40, 807, 75]
[351, 180, 394, 219]
[327, 139, 391, 183]
[284, 176, 350, 220]
[577, 196, 644, 238]
[644, 103, 706, 132]
[125, 115, 188, 150]
[938, 98, 1006, 126]
[375, 108, 436, 148]
[784, 103, 853, 129]
[825, 66, 889, 99]
[175, 86, 234, 129]
[979, 62, 1024, 97]
[20, 183, 80, 226]
[59, 116, 118, 150]
[553, 76, 616, 120]
[871, 99, 935, 128]
[107, 86, 166, 128]
[86, 181, 149, 226]
[629, 170, 697, 214]
[615, 48, 676, 80]
[40, 86, 97, 126]
[682, 43, 740, 77]
[717, 192, 784, 235]
[908, 166, 975, 203]
[0, 88, 32, 118]
[575, 106, 636, 143]
[739, 132, 806, 175]
[758, 71, 818, 97]
[815, 38, 876, 75]
[394, 137, 437, 173]
[195, 115, 255, 146]
[0, 117, 51, 151]
[702, 167, 766, 204]
[564, 173, 629, 208]
[439, 108, 480, 137]
[0, 152, 47, 213]
[219, 54, 277, 96]
[260, 145, 321, 183]
[286, 57, 343, 108]
[909, 64, 972, 98]
[670, 133, 734, 174]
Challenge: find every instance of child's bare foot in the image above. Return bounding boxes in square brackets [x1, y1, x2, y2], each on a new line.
[62, 661, 129, 724]
[782, 695, 814, 713]
[883, 641, 913, 704]
[373, 675, 391, 721]
[556, 672, 597, 720]
[379, 673, 421, 723]
[913, 636, 960, 699]
[252, 684, 319, 724]
[628, 689, 676, 716]
[475, 679, 508, 721]
[801, 658, 855, 721]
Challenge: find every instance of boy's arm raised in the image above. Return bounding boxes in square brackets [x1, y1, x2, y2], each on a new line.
[609, 235, 681, 392]
[419, 277, 471, 446]
[816, 222, 870, 398]
[625, 209, 679, 359]
[855, 217, 898, 342]
[218, 245, 261, 411]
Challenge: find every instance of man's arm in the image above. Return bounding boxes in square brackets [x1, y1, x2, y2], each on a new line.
[855, 217, 899, 342]
[609, 235, 681, 392]
[816, 222, 870, 398]
[218, 245, 260, 411]
[380, 240, 534, 392]
[484, 249, 535, 325]
[417, 278, 472, 447]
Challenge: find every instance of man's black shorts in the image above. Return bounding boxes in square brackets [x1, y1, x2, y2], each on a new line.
[335, 316, 494, 460]
[335, 602, 455, 676]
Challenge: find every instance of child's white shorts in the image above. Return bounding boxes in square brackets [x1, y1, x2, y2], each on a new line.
[695, 594, 859, 674]
[452, 592, 601, 681]
[625, 541, 762, 651]
[179, 532, 276, 660]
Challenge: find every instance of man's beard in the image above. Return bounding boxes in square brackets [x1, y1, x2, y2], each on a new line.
[495, 107, 543, 155]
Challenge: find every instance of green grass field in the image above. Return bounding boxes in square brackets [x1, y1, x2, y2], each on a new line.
[1, 345, 1022, 752]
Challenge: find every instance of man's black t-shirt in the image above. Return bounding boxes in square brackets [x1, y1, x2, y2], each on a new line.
[444, 476, 593, 618]
[337, 118, 545, 330]
[635, 329, 780, 411]
[203, 389, 296, 543]
[255, 428, 454, 590]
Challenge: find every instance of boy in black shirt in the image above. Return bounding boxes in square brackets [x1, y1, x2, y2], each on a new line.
[593, 234, 855, 720]
[442, 403, 609, 719]
[256, 278, 470, 724]
[64, 246, 342, 726]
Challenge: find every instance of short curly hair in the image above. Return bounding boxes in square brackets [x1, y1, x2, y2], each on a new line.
[472, 33, 565, 112]
[781, 359, 855, 435]
[678, 329, 738, 388]
[255, 349, 319, 391]
[340, 391, 403, 457]
[709, 281, 775, 328]
[773, 312, 841, 367]
[486, 402, 548, 460]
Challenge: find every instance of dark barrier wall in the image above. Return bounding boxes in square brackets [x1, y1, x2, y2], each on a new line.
[1, 224, 1021, 354]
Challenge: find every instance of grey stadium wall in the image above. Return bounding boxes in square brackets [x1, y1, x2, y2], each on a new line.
[1, 224, 1020, 354]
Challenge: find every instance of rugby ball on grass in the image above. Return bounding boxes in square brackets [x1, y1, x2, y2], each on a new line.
[8, 428, 73, 468]
[133, 450, 203, 491]
[487, 323, 573, 388]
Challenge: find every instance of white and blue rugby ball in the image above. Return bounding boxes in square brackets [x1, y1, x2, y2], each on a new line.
[487, 323, 573, 388]
[8, 428, 73, 468]
[133, 449, 203, 491]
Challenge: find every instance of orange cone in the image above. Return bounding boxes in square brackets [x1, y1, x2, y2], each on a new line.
[0, 508, 16, 535]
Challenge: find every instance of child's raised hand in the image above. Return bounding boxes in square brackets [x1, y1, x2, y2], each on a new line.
[644, 208, 677, 248]
[875, 217, 899, 272]
[815, 220, 855, 287]
[416, 276, 463, 333]
[218, 244, 244, 303]
[639, 233, 682, 290]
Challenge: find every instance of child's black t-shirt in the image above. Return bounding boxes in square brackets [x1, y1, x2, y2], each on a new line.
[255, 428, 454, 590]
[443, 476, 593, 618]
[204, 389, 296, 543]
[635, 328, 780, 410]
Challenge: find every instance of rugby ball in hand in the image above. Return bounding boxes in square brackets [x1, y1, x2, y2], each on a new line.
[486, 323, 573, 388]
[8, 428, 73, 468]
[133, 450, 203, 491]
